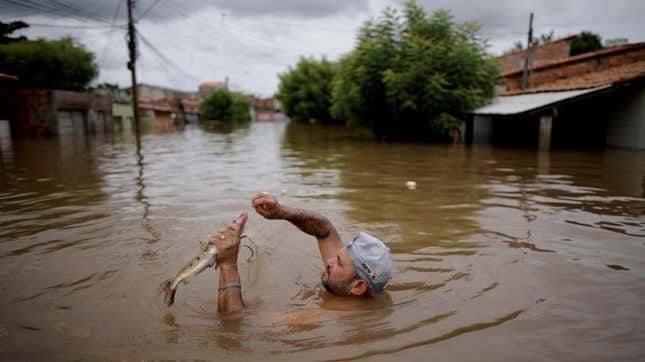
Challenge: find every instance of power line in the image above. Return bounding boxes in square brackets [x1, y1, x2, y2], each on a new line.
[135, 28, 199, 82]
[23, 0, 111, 24]
[0, 0, 109, 25]
[96, 0, 125, 69]
[138, 0, 162, 20]
[46, 0, 113, 24]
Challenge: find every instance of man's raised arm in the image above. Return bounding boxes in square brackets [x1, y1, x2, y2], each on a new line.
[251, 193, 343, 263]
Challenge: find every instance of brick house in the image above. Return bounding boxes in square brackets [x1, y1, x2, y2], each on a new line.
[468, 41, 645, 149]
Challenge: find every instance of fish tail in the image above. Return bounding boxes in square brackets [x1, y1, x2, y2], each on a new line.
[162, 280, 176, 307]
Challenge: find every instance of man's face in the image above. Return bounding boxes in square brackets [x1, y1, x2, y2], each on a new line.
[321, 246, 358, 296]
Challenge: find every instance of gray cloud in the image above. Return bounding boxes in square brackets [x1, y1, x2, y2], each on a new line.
[1, 0, 643, 96]
[0, 0, 370, 23]
[402, 0, 645, 49]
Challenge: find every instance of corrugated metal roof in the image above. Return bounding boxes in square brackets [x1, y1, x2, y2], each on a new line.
[472, 86, 610, 115]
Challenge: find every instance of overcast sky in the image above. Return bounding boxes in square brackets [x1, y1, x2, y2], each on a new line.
[1, 0, 643, 96]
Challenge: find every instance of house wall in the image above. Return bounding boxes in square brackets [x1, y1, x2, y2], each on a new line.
[112, 103, 134, 133]
[606, 85, 645, 149]
[52, 90, 113, 135]
[0, 89, 51, 134]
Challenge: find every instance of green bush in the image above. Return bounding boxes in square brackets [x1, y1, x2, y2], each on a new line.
[0, 37, 97, 90]
[331, 2, 499, 141]
[276, 56, 340, 124]
[200, 88, 251, 122]
[570, 31, 603, 56]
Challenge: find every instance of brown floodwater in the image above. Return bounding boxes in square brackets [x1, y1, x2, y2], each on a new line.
[0, 121, 644, 361]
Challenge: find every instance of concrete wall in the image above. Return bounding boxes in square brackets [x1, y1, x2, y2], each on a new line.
[606, 85, 645, 148]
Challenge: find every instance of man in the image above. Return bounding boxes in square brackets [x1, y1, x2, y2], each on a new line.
[209, 192, 392, 315]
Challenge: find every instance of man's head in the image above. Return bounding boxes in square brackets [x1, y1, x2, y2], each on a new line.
[321, 232, 392, 297]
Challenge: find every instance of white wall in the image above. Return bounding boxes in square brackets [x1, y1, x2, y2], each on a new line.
[606, 85, 645, 149]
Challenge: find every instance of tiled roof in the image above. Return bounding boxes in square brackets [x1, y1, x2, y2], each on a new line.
[180, 99, 199, 113]
[500, 42, 645, 77]
[139, 96, 172, 112]
[502, 60, 645, 95]
[199, 81, 222, 90]
[0, 73, 18, 80]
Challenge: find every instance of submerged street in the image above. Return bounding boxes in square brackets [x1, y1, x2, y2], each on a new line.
[0, 122, 643, 361]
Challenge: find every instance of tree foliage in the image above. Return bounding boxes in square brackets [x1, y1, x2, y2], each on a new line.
[276, 56, 340, 124]
[0, 20, 29, 44]
[331, 2, 499, 140]
[200, 88, 251, 123]
[570, 31, 603, 56]
[0, 36, 98, 90]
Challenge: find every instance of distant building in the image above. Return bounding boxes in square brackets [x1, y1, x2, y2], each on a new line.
[138, 96, 174, 133]
[198, 81, 224, 97]
[180, 99, 199, 123]
[135, 83, 198, 102]
[113, 83, 200, 131]
[251, 97, 286, 122]
[605, 38, 629, 48]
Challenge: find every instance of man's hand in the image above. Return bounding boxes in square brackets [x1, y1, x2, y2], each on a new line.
[209, 211, 248, 267]
[252, 192, 285, 220]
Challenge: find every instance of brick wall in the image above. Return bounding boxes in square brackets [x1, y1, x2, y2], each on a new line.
[0, 89, 51, 134]
[500, 44, 645, 92]
[498, 37, 573, 73]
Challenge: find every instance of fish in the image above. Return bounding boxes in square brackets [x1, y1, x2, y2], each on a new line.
[162, 241, 218, 307]
[161, 238, 255, 307]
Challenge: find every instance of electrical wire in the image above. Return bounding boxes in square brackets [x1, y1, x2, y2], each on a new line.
[96, 0, 124, 69]
[0, 0, 109, 25]
[138, 0, 162, 21]
[135, 29, 200, 82]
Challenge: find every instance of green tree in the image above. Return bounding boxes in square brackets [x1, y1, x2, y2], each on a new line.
[331, 2, 499, 141]
[276, 56, 340, 124]
[200, 88, 251, 122]
[570, 31, 603, 56]
[0, 37, 98, 90]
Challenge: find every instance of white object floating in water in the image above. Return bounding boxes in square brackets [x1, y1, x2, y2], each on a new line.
[406, 181, 417, 190]
[280, 189, 288, 196]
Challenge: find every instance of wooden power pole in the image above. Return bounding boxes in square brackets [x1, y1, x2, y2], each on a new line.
[521, 13, 534, 90]
[127, 0, 140, 134]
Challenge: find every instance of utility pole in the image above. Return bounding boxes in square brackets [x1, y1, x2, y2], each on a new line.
[521, 12, 534, 90]
[127, 0, 140, 134]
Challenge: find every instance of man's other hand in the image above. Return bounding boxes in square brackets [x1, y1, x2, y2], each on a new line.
[210, 211, 248, 267]
[252, 192, 285, 220]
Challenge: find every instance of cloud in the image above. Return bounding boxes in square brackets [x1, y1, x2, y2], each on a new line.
[1, 0, 643, 96]
[0, 0, 370, 23]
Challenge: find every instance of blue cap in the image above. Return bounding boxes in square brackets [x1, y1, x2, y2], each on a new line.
[347, 232, 392, 294]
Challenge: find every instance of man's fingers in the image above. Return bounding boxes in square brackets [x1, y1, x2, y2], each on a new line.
[209, 235, 224, 248]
